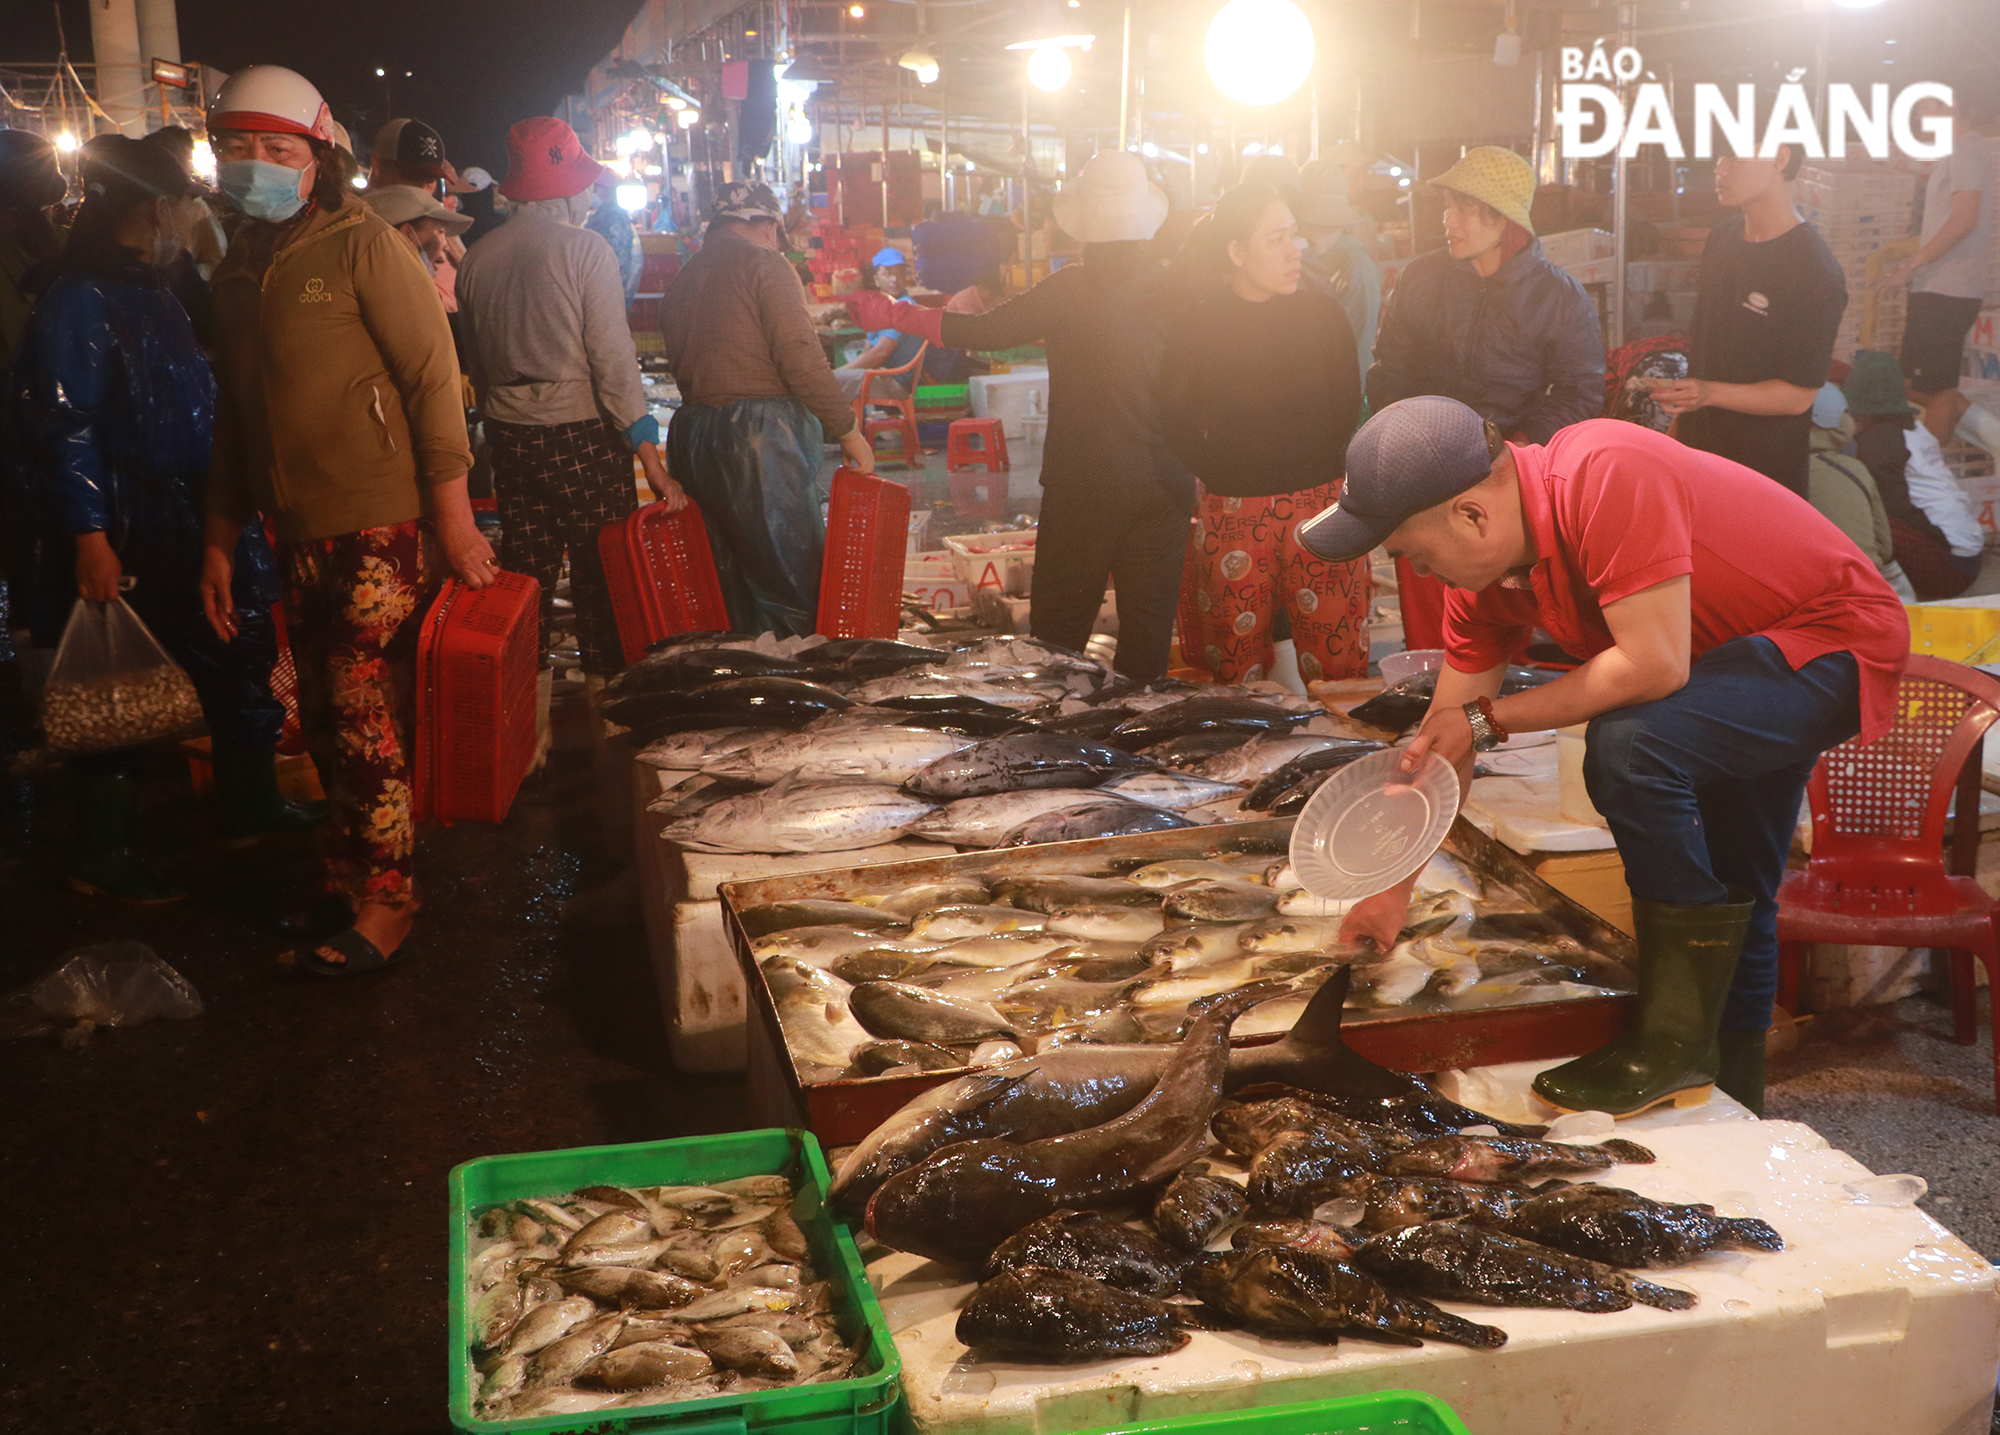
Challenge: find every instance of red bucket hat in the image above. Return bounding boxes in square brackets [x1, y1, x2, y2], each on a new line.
[498, 116, 608, 201]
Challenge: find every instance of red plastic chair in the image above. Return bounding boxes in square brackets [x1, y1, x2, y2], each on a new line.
[1775, 655, 2000, 1109]
[851, 340, 929, 469]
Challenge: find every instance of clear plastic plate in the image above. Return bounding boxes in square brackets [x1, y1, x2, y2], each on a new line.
[1289, 747, 1462, 901]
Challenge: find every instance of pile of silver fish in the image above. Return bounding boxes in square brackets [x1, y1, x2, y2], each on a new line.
[748, 849, 1634, 1084]
[464, 1177, 859, 1421]
[843, 984, 1782, 1363]
[624, 630, 1378, 855]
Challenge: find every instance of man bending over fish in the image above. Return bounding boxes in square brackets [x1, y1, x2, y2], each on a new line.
[1299, 397, 1908, 1117]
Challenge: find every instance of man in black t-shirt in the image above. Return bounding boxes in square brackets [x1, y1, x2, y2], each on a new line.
[1658, 144, 1848, 495]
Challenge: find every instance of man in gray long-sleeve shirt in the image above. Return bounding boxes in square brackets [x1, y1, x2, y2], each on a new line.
[458, 117, 684, 748]
[657, 181, 871, 636]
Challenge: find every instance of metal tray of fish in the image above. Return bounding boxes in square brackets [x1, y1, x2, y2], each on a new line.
[722, 818, 1635, 1146]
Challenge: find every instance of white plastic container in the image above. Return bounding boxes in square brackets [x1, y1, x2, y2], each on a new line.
[1556, 722, 1608, 827]
[1379, 648, 1446, 685]
[943, 529, 1038, 596]
[968, 370, 1051, 439]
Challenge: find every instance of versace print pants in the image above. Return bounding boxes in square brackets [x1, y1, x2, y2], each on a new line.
[283, 521, 438, 909]
[1185, 483, 1371, 684]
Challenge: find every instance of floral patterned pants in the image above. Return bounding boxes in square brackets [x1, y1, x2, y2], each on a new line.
[283, 521, 438, 909]
[1184, 483, 1372, 684]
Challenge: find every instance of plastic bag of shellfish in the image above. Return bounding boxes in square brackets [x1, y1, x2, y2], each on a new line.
[39, 597, 205, 754]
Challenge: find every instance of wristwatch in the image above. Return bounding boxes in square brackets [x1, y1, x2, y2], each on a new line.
[1462, 697, 1508, 752]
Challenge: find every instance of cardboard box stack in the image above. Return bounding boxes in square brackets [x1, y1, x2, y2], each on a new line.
[1799, 161, 1919, 360]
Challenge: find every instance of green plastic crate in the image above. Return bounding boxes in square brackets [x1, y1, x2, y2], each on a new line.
[914, 384, 968, 408]
[1101, 1394, 1469, 1435]
[448, 1129, 901, 1435]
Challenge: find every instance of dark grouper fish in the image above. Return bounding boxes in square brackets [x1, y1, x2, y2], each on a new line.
[956, 1267, 1189, 1362]
[865, 984, 1290, 1264]
[1190, 1246, 1506, 1349]
[1487, 1183, 1784, 1268]
[1355, 1221, 1696, 1312]
[1387, 1134, 1655, 1185]
[984, 1210, 1187, 1295]
[831, 968, 1497, 1215]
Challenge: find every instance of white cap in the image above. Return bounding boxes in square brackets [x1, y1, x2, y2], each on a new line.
[208, 64, 335, 145]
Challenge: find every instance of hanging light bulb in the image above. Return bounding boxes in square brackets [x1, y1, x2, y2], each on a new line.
[1204, 0, 1315, 107]
[55, 131, 80, 153]
[899, 48, 941, 85]
[677, 108, 700, 129]
[1026, 44, 1072, 92]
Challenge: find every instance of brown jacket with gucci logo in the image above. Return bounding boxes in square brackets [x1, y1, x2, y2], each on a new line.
[207, 196, 472, 541]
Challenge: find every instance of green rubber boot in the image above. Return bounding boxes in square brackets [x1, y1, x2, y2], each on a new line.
[1532, 892, 1754, 1118]
[68, 772, 187, 906]
[213, 744, 327, 840]
[1715, 1029, 1768, 1117]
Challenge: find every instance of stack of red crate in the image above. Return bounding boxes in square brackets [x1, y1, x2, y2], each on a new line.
[413, 570, 541, 824]
[806, 219, 886, 300]
[816, 466, 912, 640]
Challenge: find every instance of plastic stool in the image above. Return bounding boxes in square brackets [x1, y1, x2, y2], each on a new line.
[865, 413, 922, 468]
[947, 417, 1010, 472]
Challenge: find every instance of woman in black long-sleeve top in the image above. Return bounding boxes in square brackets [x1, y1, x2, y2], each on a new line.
[1158, 184, 1366, 682]
[844, 154, 1194, 681]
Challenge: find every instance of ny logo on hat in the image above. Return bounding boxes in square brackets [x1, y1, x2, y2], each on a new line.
[549, 146, 564, 165]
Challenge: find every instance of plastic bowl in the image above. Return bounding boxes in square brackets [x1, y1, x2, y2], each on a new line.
[1379, 648, 1447, 685]
[1289, 746, 1462, 901]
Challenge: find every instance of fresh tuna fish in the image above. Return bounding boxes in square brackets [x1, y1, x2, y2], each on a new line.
[703, 726, 975, 785]
[1241, 742, 1387, 810]
[1355, 1221, 1696, 1312]
[638, 726, 784, 770]
[661, 776, 938, 854]
[852, 672, 1063, 709]
[1107, 698, 1317, 750]
[1099, 771, 1243, 810]
[1189, 734, 1371, 785]
[1190, 1246, 1507, 1349]
[984, 1209, 1187, 1294]
[909, 789, 1110, 846]
[904, 732, 1158, 799]
[1141, 731, 1258, 769]
[1487, 1183, 1784, 1267]
[999, 801, 1196, 846]
[608, 647, 806, 696]
[863, 983, 1290, 1263]
[956, 1267, 1189, 1362]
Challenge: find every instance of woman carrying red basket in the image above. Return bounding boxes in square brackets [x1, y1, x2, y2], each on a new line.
[195, 65, 497, 976]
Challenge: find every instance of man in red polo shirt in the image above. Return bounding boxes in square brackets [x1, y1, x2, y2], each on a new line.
[1300, 397, 1909, 1117]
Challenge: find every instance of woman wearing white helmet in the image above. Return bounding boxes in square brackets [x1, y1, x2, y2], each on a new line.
[196, 64, 497, 976]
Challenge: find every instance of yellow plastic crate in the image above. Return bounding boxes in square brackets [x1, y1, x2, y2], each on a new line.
[1905, 601, 2000, 663]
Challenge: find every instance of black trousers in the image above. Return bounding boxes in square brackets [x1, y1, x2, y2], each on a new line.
[1031, 477, 1195, 681]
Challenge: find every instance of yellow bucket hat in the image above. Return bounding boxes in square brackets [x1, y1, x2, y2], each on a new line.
[1430, 146, 1536, 234]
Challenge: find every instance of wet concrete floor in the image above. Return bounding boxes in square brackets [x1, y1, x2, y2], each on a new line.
[0, 705, 749, 1434]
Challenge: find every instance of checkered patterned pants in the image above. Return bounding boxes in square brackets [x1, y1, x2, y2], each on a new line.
[486, 417, 636, 674]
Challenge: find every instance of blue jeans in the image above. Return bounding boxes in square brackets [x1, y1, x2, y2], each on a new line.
[1582, 636, 1861, 1033]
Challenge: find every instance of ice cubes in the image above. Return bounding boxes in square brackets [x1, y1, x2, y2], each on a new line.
[1843, 1174, 1927, 1207]
[1545, 1109, 1616, 1141]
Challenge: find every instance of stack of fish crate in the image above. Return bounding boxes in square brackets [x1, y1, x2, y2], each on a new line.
[1799, 161, 1919, 361]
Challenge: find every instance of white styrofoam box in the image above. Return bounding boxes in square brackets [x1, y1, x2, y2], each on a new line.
[1540, 226, 1614, 271]
[670, 899, 742, 1072]
[1462, 770, 1618, 855]
[944, 529, 1037, 596]
[1966, 308, 2000, 386]
[881, 1086, 2000, 1435]
[1955, 472, 2000, 549]
[906, 577, 977, 612]
[969, 369, 1050, 439]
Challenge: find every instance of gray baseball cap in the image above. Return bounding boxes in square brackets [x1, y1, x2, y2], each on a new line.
[1296, 396, 1495, 562]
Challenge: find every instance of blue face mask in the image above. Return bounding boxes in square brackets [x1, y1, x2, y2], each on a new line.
[217, 158, 310, 223]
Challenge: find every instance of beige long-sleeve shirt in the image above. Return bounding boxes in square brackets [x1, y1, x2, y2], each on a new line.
[656, 231, 853, 436]
[456, 208, 648, 432]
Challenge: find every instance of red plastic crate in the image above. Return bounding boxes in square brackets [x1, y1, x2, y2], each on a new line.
[413, 570, 541, 824]
[598, 500, 733, 665]
[816, 466, 911, 640]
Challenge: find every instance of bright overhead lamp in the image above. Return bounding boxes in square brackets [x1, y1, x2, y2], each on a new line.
[55, 130, 80, 153]
[1026, 45, 1073, 91]
[1833, 0, 1888, 7]
[677, 108, 700, 129]
[898, 48, 940, 84]
[1204, 0, 1315, 107]
[616, 183, 650, 211]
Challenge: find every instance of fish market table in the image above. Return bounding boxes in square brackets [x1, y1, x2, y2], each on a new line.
[869, 1074, 2000, 1435]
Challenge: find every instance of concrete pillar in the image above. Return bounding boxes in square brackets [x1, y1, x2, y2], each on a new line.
[136, 0, 183, 128]
[86, 0, 148, 136]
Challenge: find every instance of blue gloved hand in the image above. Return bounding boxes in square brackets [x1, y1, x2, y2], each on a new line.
[625, 414, 662, 450]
